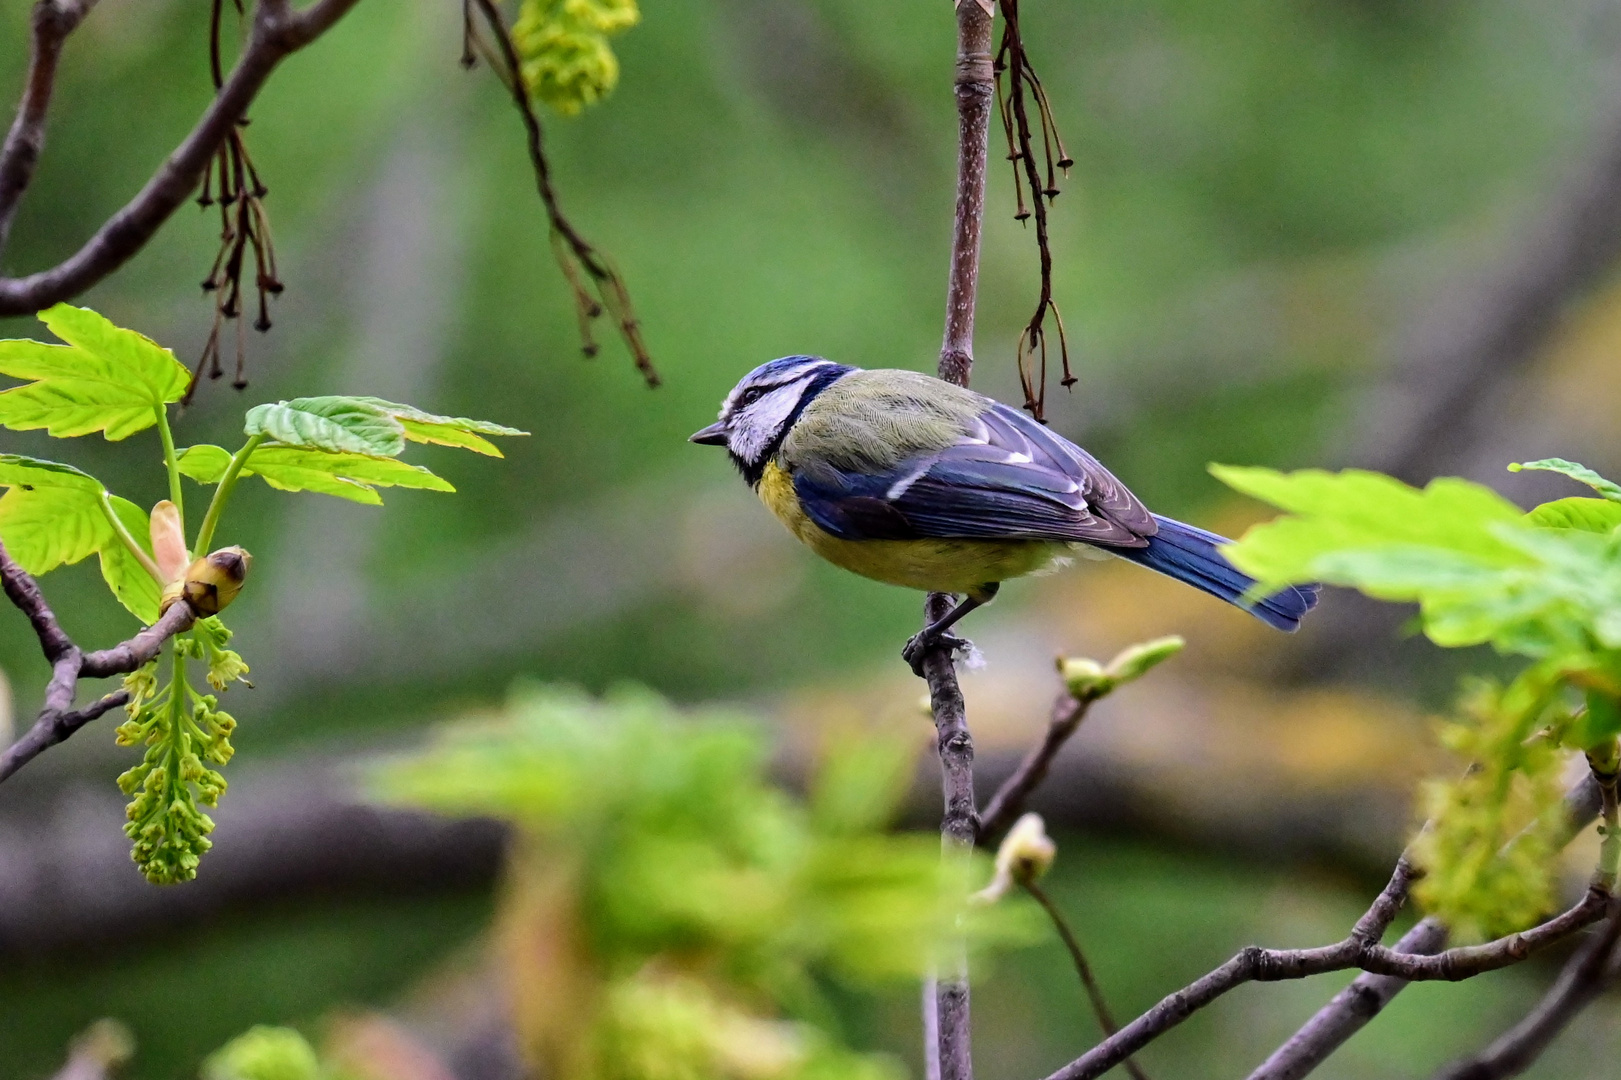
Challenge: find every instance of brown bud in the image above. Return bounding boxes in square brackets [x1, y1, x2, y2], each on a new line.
[164, 546, 252, 616]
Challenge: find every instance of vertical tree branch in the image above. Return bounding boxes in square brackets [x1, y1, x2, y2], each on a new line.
[938, 0, 996, 389]
[925, 5, 996, 1080]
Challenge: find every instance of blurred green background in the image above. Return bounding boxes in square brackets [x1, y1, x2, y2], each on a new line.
[3, 0, 1621, 1076]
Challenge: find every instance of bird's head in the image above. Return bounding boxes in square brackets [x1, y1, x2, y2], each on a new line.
[691, 355, 851, 483]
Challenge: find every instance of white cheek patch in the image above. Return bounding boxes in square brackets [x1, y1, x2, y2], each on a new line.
[728, 383, 806, 463]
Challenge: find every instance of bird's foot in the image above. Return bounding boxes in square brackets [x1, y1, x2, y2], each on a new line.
[903, 630, 972, 679]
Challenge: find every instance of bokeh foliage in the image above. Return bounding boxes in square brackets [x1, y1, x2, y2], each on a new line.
[374, 684, 1034, 1080]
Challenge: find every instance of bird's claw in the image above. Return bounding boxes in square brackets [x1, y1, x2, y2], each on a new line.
[903, 630, 972, 678]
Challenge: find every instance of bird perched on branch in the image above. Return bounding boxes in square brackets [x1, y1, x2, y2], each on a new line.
[691, 356, 1318, 672]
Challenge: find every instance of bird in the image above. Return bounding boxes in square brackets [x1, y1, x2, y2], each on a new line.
[690, 356, 1319, 672]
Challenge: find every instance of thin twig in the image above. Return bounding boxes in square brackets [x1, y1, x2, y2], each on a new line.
[1023, 879, 1153, 1080]
[978, 691, 1089, 841]
[1238, 773, 1605, 1080]
[0, 541, 195, 784]
[1045, 877, 1610, 1080]
[0, 0, 362, 316]
[994, 0, 1072, 419]
[0, 0, 99, 256]
[1433, 900, 1621, 1080]
[465, 0, 658, 387]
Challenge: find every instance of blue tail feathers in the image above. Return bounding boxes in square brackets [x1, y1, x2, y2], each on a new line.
[1114, 514, 1320, 632]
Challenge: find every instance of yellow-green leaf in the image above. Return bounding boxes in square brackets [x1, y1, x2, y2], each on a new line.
[1211, 465, 1530, 592]
[0, 453, 104, 492]
[178, 443, 453, 505]
[352, 398, 528, 457]
[176, 445, 234, 484]
[1526, 497, 1621, 533]
[0, 304, 189, 440]
[0, 485, 110, 575]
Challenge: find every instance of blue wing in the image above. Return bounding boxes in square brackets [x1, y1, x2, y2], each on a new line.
[791, 402, 1155, 548]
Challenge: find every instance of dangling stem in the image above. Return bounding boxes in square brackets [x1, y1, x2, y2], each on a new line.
[154, 405, 185, 538]
[193, 434, 265, 555]
[98, 491, 163, 583]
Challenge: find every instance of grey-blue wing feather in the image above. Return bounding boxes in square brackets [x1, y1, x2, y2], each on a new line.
[790, 402, 1154, 548]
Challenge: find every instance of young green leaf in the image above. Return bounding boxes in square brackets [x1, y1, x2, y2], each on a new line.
[0, 304, 190, 439]
[243, 397, 406, 457]
[1211, 465, 1531, 592]
[0, 484, 110, 575]
[178, 444, 453, 505]
[1525, 497, 1621, 533]
[1510, 458, 1621, 503]
[351, 397, 529, 457]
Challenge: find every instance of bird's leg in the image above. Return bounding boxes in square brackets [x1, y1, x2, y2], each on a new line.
[903, 583, 999, 677]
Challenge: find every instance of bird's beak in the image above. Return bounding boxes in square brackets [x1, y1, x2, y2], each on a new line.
[689, 421, 729, 446]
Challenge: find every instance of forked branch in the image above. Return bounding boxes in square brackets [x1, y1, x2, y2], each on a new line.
[0, 0, 363, 317]
[0, 542, 196, 784]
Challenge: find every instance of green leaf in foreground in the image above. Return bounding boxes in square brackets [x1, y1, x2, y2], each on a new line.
[179, 443, 453, 505]
[353, 397, 529, 457]
[1510, 458, 1621, 503]
[0, 454, 112, 575]
[1211, 465, 1531, 591]
[1525, 497, 1621, 533]
[0, 303, 190, 439]
[0, 454, 159, 622]
[243, 397, 406, 457]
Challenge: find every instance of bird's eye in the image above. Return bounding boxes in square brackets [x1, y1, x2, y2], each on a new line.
[738, 386, 766, 407]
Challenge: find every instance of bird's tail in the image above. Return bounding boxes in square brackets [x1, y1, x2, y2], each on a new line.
[1113, 514, 1320, 632]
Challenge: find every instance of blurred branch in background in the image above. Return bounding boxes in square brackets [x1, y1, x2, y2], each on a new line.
[0, 0, 98, 255]
[1345, 72, 1621, 488]
[0, 0, 362, 317]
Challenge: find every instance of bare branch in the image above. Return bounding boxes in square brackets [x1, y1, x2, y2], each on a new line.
[1045, 879, 1608, 1080]
[0, 0, 99, 255]
[1433, 901, 1621, 1080]
[978, 691, 1089, 841]
[0, 541, 196, 784]
[1249, 772, 1607, 1080]
[0, 0, 363, 316]
[1023, 879, 1152, 1080]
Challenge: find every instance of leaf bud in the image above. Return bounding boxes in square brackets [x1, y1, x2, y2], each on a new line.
[974, 812, 1057, 903]
[1104, 635, 1185, 684]
[164, 547, 252, 616]
[1056, 657, 1112, 701]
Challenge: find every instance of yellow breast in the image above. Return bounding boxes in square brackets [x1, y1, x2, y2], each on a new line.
[756, 460, 1060, 598]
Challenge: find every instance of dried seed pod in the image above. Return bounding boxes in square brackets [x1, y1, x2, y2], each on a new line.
[163, 546, 252, 616]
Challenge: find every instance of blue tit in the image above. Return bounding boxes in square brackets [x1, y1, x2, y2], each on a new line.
[691, 356, 1318, 669]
